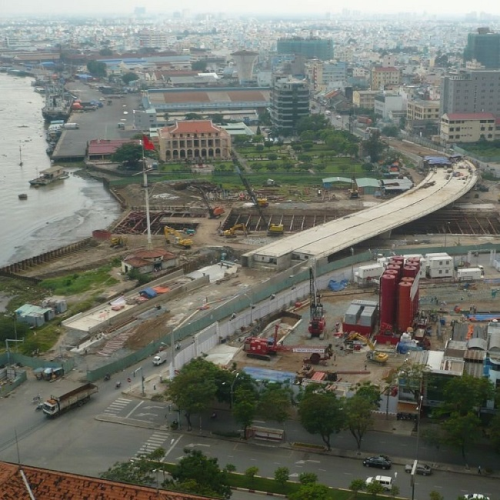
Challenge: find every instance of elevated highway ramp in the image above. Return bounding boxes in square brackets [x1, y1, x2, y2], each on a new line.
[243, 161, 478, 271]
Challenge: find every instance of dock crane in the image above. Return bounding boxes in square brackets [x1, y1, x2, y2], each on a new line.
[191, 185, 225, 219]
[308, 268, 326, 339]
[235, 166, 284, 236]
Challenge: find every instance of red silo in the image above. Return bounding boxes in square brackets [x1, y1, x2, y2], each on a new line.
[386, 264, 402, 280]
[403, 266, 418, 279]
[384, 269, 399, 279]
[380, 274, 397, 327]
[397, 282, 413, 332]
[391, 256, 405, 265]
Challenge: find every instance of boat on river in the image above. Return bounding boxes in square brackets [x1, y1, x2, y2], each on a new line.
[29, 166, 69, 186]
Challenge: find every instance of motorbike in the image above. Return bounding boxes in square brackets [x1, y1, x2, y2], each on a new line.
[104, 374, 111, 381]
[115, 381, 121, 389]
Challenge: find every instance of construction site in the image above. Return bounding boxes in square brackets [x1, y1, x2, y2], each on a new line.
[8, 141, 500, 400]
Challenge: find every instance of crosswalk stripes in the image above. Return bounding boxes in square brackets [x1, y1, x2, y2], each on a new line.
[135, 431, 170, 457]
[103, 397, 132, 415]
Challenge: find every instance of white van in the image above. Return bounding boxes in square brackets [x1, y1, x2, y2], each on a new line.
[366, 476, 393, 491]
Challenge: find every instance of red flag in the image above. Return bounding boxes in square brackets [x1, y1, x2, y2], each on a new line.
[142, 135, 156, 151]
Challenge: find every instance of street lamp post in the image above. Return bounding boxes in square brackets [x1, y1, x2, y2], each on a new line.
[134, 366, 145, 396]
[229, 372, 240, 409]
[411, 395, 424, 500]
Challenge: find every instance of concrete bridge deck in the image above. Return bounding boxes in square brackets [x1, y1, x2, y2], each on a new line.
[243, 161, 478, 270]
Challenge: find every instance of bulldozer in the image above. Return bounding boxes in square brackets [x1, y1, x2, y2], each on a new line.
[223, 223, 248, 238]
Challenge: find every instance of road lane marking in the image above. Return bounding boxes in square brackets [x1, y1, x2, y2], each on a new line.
[126, 401, 144, 418]
[162, 435, 183, 462]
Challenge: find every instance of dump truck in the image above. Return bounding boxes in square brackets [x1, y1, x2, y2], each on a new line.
[42, 383, 98, 418]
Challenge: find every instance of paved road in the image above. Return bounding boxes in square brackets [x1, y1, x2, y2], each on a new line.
[0, 374, 498, 500]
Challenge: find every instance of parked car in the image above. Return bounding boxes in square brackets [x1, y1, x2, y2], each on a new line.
[365, 475, 393, 491]
[464, 495, 490, 500]
[404, 463, 432, 476]
[363, 455, 392, 470]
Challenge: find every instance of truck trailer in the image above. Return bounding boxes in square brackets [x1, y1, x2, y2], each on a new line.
[42, 383, 98, 418]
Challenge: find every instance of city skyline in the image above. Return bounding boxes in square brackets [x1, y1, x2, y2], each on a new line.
[2, 0, 500, 17]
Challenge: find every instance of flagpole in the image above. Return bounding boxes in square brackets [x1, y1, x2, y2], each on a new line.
[142, 140, 153, 250]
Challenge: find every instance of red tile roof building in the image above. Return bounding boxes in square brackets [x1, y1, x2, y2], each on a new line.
[158, 120, 231, 162]
[87, 139, 140, 160]
[0, 461, 214, 500]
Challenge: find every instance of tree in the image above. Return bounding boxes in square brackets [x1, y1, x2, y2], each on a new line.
[168, 449, 231, 499]
[257, 384, 292, 424]
[315, 164, 326, 173]
[365, 480, 385, 497]
[87, 60, 107, 78]
[361, 130, 386, 163]
[185, 113, 203, 120]
[390, 485, 400, 498]
[267, 163, 278, 172]
[440, 411, 482, 460]
[256, 126, 262, 136]
[255, 144, 264, 152]
[99, 48, 113, 56]
[362, 162, 374, 173]
[232, 387, 257, 438]
[302, 141, 314, 151]
[288, 483, 334, 500]
[166, 358, 218, 431]
[282, 161, 294, 172]
[296, 115, 329, 135]
[299, 472, 318, 485]
[244, 466, 259, 485]
[349, 479, 366, 499]
[100, 448, 165, 485]
[381, 125, 399, 138]
[298, 387, 344, 450]
[192, 60, 208, 72]
[440, 374, 494, 417]
[343, 392, 377, 450]
[267, 153, 278, 161]
[112, 142, 143, 169]
[274, 467, 289, 489]
[429, 491, 444, 500]
[122, 72, 139, 85]
[487, 411, 500, 452]
[251, 163, 264, 172]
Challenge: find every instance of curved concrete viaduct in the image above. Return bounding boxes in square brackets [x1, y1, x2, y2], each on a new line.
[243, 161, 478, 271]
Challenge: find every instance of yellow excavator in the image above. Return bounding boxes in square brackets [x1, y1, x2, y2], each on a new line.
[110, 236, 127, 248]
[345, 332, 388, 364]
[349, 176, 360, 199]
[223, 223, 248, 238]
[164, 226, 193, 249]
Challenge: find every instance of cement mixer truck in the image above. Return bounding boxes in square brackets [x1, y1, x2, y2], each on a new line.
[42, 383, 98, 418]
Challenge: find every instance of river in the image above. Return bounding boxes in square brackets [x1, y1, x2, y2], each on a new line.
[0, 73, 122, 267]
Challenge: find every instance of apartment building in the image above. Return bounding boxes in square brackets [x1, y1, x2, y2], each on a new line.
[407, 100, 441, 121]
[374, 93, 405, 119]
[305, 59, 347, 91]
[158, 120, 231, 161]
[440, 70, 500, 117]
[464, 27, 500, 69]
[353, 90, 380, 109]
[371, 67, 401, 90]
[440, 112, 498, 144]
[270, 77, 309, 134]
[277, 37, 333, 61]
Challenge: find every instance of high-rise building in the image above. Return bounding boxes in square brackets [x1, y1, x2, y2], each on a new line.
[277, 37, 333, 61]
[270, 77, 309, 134]
[464, 28, 500, 69]
[440, 70, 500, 116]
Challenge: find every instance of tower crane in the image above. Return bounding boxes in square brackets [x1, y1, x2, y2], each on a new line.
[308, 267, 326, 339]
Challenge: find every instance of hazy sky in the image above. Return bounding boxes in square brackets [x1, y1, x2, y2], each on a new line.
[2, 0, 500, 16]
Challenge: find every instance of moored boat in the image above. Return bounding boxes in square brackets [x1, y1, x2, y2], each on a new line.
[29, 166, 69, 186]
[18, 193, 28, 200]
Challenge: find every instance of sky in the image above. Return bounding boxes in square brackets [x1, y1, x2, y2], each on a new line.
[2, 0, 500, 17]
